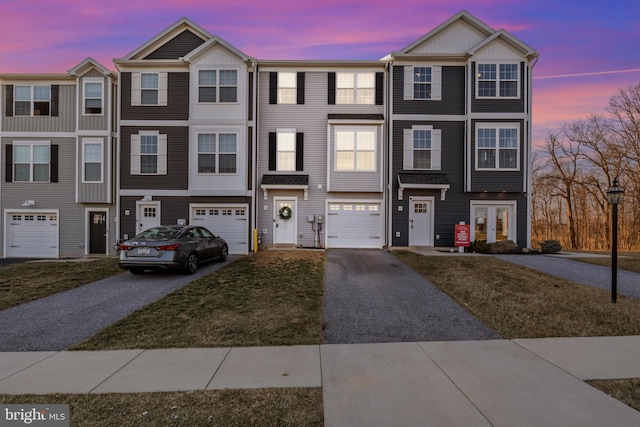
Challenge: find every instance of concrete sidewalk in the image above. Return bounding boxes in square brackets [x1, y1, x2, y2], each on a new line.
[1, 336, 640, 426]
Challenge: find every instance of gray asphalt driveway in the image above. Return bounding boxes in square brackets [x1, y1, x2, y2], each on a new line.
[495, 254, 640, 299]
[323, 249, 500, 344]
[0, 257, 239, 351]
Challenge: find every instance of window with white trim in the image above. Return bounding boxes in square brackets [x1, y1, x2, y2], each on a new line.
[476, 124, 519, 170]
[130, 131, 167, 175]
[197, 133, 237, 174]
[278, 72, 296, 104]
[131, 72, 168, 106]
[336, 72, 374, 104]
[335, 127, 376, 171]
[403, 126, 441, 170]
[476, 63, 519, 98]
[277, 130, 296, 171]
[82, 139, 103, 182]
[13, 143, 50, 182]
[14, 85, 50, 116]
[198, 69, 238, 103]
[403, 65, 442, 101]
[83, 78, 103, 115]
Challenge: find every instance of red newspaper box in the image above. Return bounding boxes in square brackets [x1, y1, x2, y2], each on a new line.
[455, 223, 471, 248]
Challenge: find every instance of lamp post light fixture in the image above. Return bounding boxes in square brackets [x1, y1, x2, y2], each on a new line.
[606, 178, 624, 304]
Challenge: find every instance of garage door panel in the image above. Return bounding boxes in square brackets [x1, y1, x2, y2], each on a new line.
[192, 206, 248, 255]
[326, 203, 383, 249]
[6, 213, 58, 258]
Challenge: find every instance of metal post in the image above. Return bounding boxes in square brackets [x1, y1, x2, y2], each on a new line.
[611, 203, 618, 304]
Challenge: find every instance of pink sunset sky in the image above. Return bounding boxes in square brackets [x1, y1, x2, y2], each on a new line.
[1, 0, 639, 149]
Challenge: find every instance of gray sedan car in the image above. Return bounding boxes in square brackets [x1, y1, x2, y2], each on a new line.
[118, 225, 228, 274]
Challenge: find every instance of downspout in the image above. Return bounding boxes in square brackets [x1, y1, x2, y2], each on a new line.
[251, 58, 258, 252]
[526, 54, 540, 249]
[385, 59, 392, 248]
[114, 66, 122, 253]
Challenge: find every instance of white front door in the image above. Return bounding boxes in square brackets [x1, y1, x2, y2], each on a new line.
[409, 198, 433, 246]
[274, 198, 297, 244]
[472, 204, 514, 243]
[137, 202, 161, 233]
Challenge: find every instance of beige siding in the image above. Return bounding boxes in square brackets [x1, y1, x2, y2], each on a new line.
[2, 84, 76, 132]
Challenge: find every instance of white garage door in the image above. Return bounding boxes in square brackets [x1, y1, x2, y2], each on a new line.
[6, 212, 59, 258]
[326, 202, 383, 248]
[191, 206, 248, 254]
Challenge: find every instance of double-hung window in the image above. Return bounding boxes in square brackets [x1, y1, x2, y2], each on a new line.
[15, 85, 50, 116]
[413, 67, 432, 99]
[403, 125, 441, 170]
[335, 128, 376, 171]
[278, 72, 296, 104]
[83, 79, 103, 115]
[403, 65, 442, 101]
[83, 139, 103, 182]
[277, 130, 296, 171]
[197, 133, 237, 174]
[131, 72, 167, 106]
[141, 73, 158, 105]
[14, 143, 50, 182]
[198, 70, 238, 103]
[336, 72, 374, 104]
[130, 131, 167, 175]
[476, 124, 519, 170]
[476, 63, 519, 98]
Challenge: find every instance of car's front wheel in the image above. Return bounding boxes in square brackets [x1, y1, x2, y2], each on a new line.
[183, 253, 198, 275]
[220, 245, 228, 262]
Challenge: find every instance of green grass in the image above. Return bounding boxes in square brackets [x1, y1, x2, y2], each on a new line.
[0, 258, 122, 311]
[71, 250, 324, 350]
[0, 389, 323, 427]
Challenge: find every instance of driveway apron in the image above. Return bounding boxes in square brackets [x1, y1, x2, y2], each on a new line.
[495, 254, 640, 299]
[0, 257, 239, 351]
[323, 249, 500, 344]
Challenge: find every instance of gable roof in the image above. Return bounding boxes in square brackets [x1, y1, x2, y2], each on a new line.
[119, 17, 212, 61]
[67, 57, 114, 77]
[467, 29, 538, 59]
[183, 35, 252, 64]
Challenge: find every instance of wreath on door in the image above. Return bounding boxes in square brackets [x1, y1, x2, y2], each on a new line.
[278, 206, 293, 221]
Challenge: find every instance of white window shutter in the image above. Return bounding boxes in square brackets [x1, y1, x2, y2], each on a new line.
[157, 134, 167, 174]
[130, 134, 140, 174]
[431, 129, 442, 170]
[403, 128, 413, 170]
[431, 66, 442, 101]
[131, 73, 141, 106]
[158, 73, 168, 106]
[403, 66, 414, 100]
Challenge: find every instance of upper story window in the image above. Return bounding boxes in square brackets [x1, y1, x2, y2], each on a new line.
[335, 127, 376, 171]
[82, 139, 103, 182]
[83, 78, 103, 115]
[277, 130, 296, 171]
[403, 125, 441, 170]
[198, 70, 238, 103]
[476, 124, 519, 170]
[403, 65, 442, 101]
[197, 133, 237, 174]
[15, 85, 50, 116]
[14, 143, 50, 182]
[476, 63, 519, 98]
[336, 72, 374, 104]
[131, 72, 167, 106]
[130, 131, 167, 175]
[278, 72, 297, 104]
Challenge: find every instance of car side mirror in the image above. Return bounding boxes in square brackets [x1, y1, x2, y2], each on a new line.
[214, 234, 220, 239]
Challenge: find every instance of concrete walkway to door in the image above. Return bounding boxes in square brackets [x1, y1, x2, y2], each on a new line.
[323, 249, 500, 344]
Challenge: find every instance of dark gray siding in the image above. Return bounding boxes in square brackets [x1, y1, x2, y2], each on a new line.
[393, 66, 465, 115]
[471, 62, 526, 113]
[248, 72, 254, 121]
[470, 119, 525, 193]
[143, 30, 206, 59]
[119, 195, 252, 241]
[120, 72, 189, 120]
[247, 127, 253, 191]
[391, 120, 466, 247]
[120, 126, 189, 190]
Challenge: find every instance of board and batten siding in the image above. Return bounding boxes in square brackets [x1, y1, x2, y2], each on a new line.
[120, 72, 190, 121]
[2, 84, 75, 132]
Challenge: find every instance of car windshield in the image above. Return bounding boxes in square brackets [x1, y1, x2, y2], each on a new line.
[134, 227, 180, 240]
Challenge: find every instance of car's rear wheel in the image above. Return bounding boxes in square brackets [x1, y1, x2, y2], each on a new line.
[220, 245, 228, 262]
[129, 268, 145, 275]
[183, 253, 198, 275]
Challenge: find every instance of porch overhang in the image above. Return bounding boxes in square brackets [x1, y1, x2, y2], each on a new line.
[397, 173, 450, 201]
[261, 175, 309, 200]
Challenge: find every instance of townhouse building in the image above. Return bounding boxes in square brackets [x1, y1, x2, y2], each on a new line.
[0, 58, 117, 258]
[0, 10, 537, 258]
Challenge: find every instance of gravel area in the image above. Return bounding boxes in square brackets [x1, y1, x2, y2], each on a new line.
[495, 254, 640, 299]
[323, 249, 500, 344]
[0, 257, 239, 351]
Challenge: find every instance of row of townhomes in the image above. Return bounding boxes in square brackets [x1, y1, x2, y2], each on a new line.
[0, 11, 538, 258]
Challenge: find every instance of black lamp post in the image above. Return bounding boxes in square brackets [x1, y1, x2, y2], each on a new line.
[606, 178, 624, 304]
